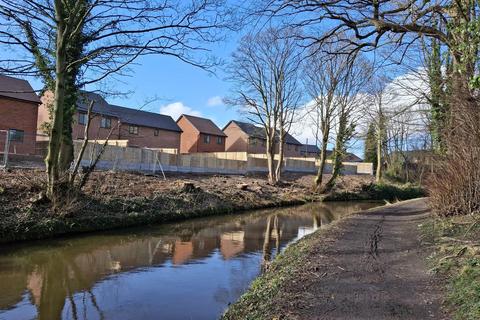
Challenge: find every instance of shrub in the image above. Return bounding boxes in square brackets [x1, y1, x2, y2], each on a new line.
[427, 80, 480, 216]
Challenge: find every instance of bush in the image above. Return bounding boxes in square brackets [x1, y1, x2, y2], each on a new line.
[427, 94, 480, 216]
[326, 182, 425, 201]
[428, 151, 480, 216]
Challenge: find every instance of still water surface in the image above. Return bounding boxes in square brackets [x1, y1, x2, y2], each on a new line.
[0, 201, 380, 320]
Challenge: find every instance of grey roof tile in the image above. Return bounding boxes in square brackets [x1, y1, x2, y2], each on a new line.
[0, 75, 40, 103]
[226, 120, 302, 145]
[77, 91, 181, 132]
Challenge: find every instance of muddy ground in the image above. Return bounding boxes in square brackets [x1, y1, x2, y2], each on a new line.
[0, 169, 374, 243]
[224, 198, 448, 320]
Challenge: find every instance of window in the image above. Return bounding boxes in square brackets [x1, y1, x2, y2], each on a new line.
[216, 136, 223, 144]
[9, 129, 24, 142]
[78, 112, 87, 125]
[261, 139, 266, 147]
[249, 138, 257, 146]
[295, 145, 299, 152]
[204, 135, 211, 144]
[101, 117, 111, 128]
[154, 129, 159, 136]
[129, 125, 139, 135]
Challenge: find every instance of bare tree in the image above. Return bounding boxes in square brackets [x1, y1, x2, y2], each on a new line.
[0, 0, 232, 204]
[364, 75, 392, 182]
[226, 28, 303, 183]
[260, 0, 480, 151]
[323, 57, 371, 191]
[303, 42, 370, 190]
[303, 44, 342, 188]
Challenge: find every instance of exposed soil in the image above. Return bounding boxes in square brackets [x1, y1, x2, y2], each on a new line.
[0, 169, 374, 243]
[224, 198, 449, 320]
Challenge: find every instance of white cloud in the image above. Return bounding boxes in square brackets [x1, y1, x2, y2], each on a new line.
[290, 68, 431, 154]
[206, 96, 223, 107]
[159, 102, 202, 120]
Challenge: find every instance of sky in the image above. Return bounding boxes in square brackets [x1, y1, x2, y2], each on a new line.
[28, 33, 242, 131]
[23, 21, 427, 158]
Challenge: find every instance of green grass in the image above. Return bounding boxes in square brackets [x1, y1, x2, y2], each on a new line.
[420, 216, 480, 320]
[325, 182, 425, 202]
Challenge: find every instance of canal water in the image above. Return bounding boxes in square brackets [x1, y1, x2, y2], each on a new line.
[0, 201, 380, 320]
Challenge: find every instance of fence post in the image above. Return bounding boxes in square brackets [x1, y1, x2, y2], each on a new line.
[2, 130, 10, 169]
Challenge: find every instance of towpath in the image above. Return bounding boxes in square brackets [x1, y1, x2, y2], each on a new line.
[224, 198, 448, 320]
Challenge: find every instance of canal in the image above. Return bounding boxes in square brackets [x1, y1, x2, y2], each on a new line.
[0, 201, 380, 320]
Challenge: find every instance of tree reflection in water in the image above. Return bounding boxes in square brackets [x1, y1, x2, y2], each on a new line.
[0, 201, 379, 320]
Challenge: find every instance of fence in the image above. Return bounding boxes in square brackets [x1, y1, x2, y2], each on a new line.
[0, 136, 373, 175]
[74, 141, 373, 175]
[0, 130, 48, 169]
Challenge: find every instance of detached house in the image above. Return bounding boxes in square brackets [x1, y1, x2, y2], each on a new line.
[223, 120, 303, 157]
[0, 75, 41, 155]
[176, 114, 226, 153]
[38, 91, 182, 150]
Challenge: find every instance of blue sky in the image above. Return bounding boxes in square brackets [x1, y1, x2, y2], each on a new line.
[24, 26, 421, 157]
[29, 32, 242, 130]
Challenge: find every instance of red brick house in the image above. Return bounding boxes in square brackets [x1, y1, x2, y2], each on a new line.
[38, 91, 182, 150]
[0, 75, 41, 155]
[223, 120, 303, 157]
[176, 114, 226, 153]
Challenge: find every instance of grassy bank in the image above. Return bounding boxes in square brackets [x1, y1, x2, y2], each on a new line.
[2, 169, 333, 244]
[0, 196, 312, 245]
[324, 182, 425, 201]
[1, 169, 424, 244]
[420, 215, 480, 320]
[222, 215, 340, 320]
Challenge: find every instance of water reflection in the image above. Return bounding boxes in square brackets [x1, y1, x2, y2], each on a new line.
[0, 201, 379, 320]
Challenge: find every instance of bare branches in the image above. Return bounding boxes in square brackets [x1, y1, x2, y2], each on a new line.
[226, 27, 303, 183]
[258, 0, 465, 62]
[0, 0, 234, 85]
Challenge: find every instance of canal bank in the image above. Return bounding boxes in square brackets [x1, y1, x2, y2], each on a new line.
[0, 169, 423, 244]
[223, 198, 449, 320]
[0, 201, 380, 320]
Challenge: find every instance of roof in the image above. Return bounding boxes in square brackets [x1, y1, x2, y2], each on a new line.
[179, 114, 226, 136]
[344, 153, 363, 162]
[298, 144, 363, 161]
[224, 120, 302, 145]
[77, 91, 181, 132]
[300, 144, 321, 154]
[0, 75, 40, 103]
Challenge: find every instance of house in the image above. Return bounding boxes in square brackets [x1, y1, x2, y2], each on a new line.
[344, 152, 363, 162]
[38, 91, 182, 150]
[299, 143, 363, 162]
[300, 144, 323, 157]
[176, 114, 226, 153]
[0, 75, 41, 155]
[223, 120, 303, 157]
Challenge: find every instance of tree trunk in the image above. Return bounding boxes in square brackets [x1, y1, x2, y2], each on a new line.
[266, 133, 276, 184]
[275, 129, 285, 181]
[314, 134, 329, 188]
[375, 128, 382, 183]
[46, 5, 67, 200]
[324, 115, 347, 191]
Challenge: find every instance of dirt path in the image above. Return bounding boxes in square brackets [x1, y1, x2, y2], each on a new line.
[224, 198, 448, 320]
[299, 198, 446, 319]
